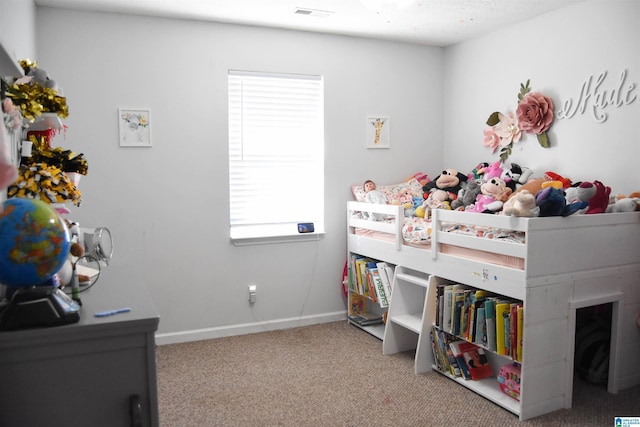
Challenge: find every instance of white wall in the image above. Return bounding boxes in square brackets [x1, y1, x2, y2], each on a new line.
[34, 8, 443, 341]
[33, 1, 639, 343]
[0, 0, 36, 76]
[443, 0, 640, 195]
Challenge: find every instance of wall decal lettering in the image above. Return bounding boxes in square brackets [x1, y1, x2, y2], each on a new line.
[556, 69, 637, 123]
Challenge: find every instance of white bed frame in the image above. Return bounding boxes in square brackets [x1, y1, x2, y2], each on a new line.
[347, 200, 640, 420]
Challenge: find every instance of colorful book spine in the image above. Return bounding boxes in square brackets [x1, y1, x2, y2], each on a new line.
[460, 290, 472, 339]
[495, 302, 511, 356]
[349, 292, 366, 315]
[449, 340, 472, 380]
[510, 303, 518, 359]
[436, 285, 445, 329]
[376, 262, 393, 302]
[458, 340, 493, 380]
[475, 307, 487, 347]
[516, 305, 524, 362]
[371, 268, 388, 307]
[443, 286, 453, 333]
[452, 293, 465, 336]
[485, 299, 497, 352]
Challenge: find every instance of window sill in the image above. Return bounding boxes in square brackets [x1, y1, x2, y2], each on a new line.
[231, 231, 325, 246]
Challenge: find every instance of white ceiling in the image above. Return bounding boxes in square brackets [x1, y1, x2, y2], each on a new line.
[35, 0, 585, 47]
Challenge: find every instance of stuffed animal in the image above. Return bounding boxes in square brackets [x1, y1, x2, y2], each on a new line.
[544, 171, 572, 189]
[466, 177, 512, 214]
[451, 180, 482, 210]
[606, 195, 640, 213]
[422, 168, 467, 202]
[536, 187, 588, 217]
[585, 180, 611, 214]
[502, 163, 534, 192]
[480, 161, 504, 180]
[467, 162, 489, 182]
[416, 189, 452, 218]
[509, 178, 544, 199]
[406, 172, 430, 187]
[395, 188, 416, 216]
[564, 182, 594, 215]
[502, 190, 539, 217]
[536, 187, 568, 217]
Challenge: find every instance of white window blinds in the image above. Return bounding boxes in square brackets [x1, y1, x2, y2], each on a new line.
[228, 70, 325, 241]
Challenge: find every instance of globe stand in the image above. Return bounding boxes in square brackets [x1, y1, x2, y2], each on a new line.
[0, 286, 80, 330]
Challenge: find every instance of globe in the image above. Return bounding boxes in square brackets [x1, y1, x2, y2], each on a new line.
[0, 198, 71, 287]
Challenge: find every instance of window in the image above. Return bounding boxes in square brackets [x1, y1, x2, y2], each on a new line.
[228, 70, 325, 243]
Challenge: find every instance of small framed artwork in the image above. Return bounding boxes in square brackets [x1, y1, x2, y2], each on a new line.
[366, 116, 390, 149]
[119, 108, 151, 147]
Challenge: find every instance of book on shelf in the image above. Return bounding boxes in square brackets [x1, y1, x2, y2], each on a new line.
[495, 301, 511, 356]
[430, 329, 444, 372]
[376, 262, 394, 300]
[349, 255, 367, 295]
[348, 312, 384, 326]
[474, 307, 487, 347]
[484, 298, 497, 352]
[509, 303, 519, 360]
[469, 289, 489, 342]
[370, 267, 389, 308]
[439, 330, 462, 378]
[516, 305, 524, 362]
[460, 290, 473, 339]
[354, 257, 371, 297]
[349, 292, 366, 316]
[431, 326, 462, 377]
[444, 284, 468, 334]
[452, 292, 465, 336]
[437, 284, 445, 330]
[430, 326, 447, 372]
[503, 308, 511, 358]
[348, 256, 357, 293]
[448, 340, 472, 380]
[365, 265, 378, 304]
[442, 286, 453, 333]
[458, 341, 493, 380]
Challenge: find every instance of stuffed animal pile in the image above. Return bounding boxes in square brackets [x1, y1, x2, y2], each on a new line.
[405, 162, 639, 218]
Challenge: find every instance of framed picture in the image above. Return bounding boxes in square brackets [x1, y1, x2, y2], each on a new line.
[366, 116, 390, 149]
[119, 108, 151, 147]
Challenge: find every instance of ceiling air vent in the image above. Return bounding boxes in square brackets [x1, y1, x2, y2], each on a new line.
[293, 7, 334, 18]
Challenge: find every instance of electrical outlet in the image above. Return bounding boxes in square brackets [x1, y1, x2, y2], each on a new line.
[248, 284, 257, 303]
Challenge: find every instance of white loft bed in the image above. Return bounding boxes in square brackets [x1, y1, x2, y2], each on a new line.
[347, 200, 640, 420]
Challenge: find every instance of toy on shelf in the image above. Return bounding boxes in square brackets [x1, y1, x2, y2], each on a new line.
[497, 363, 521, 401]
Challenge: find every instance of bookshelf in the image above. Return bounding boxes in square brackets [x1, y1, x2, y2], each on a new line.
[346, 254, 394, 339]
[347, 201, 640, 420]
[382, 267, 431, 374]
[424, 275, 522, 416]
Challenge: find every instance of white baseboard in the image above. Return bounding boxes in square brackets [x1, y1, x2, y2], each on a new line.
[155, 311, 347, 346]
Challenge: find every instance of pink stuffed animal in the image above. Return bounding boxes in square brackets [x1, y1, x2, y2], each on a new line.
[466, 177, 512, 214]
[480, 161, 504, 180]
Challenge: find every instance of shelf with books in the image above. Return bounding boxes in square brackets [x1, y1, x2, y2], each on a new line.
[425, 275, 523, 417]
[347, 254, 395, 339]
[382, 267, 432, 374]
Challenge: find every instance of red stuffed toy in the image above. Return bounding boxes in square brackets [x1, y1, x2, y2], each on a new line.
[584, 180, 611, 214]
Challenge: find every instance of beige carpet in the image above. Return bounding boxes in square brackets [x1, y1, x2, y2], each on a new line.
[157, 321, 639, 426]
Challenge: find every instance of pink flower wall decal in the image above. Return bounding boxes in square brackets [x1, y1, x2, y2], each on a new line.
[483, 80, 554, 161]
